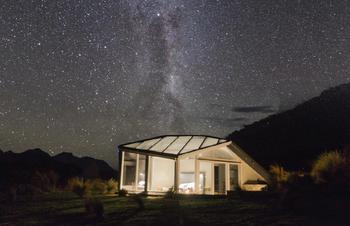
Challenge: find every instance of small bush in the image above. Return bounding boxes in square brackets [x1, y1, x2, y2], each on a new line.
[164, 187, 176, 199]
[85, 197, 104, 219]
[118, 189, 128, 197]
[46, 170, 59, 191]
[67, 177, 90, 198]
[87, 179, 107, 194]
[311, 150, 346, 184]
[106, 179, 118, 194]
[269, 164, 290, 190]
[67, 177, 84, 190]
[31, 170, 58, 192]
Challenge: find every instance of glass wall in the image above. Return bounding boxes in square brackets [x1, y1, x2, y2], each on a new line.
[137, 154, 146, 191]
[121, 150, 240, 194]
[199, 161, 212, 194]
[122, 152, 147, 192]
[122, 152, 137, 190]
[178, 158, 195, 193]
[214, 163, 226, 194]
[149, 157, 175, 192]
[200, 148, 236, 160]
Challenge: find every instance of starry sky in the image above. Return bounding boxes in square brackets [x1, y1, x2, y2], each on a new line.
[1, 0, 350, 168]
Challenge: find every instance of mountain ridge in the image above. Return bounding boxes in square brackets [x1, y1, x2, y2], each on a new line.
[0, 149, 117, 187]
[228, 82, 350, 170]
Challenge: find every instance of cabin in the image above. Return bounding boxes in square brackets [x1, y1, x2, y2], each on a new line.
[118, 135, 270, 195]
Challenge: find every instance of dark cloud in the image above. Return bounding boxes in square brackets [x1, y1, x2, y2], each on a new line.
[200, 117, 248, 126]
[232, 106, 276, 114]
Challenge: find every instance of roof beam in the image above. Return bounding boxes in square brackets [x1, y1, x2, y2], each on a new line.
[178, 136, 193, 155]
[120, 147, 176, 159]
[161, 136, 179, 153]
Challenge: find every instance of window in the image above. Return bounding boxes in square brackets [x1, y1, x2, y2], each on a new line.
[179, 158, 195, 193]
[199, 161, 212, 194]
[214, 163, 226, 194]
[122, 152, 137, 189]
[229, 164, 239, 190]
[137, 154, 146, 191]
[149, 157, 175, 192]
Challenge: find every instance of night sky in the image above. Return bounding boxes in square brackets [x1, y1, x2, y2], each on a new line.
[1, 0, 350, 168]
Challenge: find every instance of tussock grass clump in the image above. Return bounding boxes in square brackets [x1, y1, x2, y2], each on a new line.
[269, 164, 292, 190]
[87, 179, 107, 194]
[31, 170, 59, 193]
[67, 177, 91, 198]
[164, 187, 177, 199]
[106, 179, 118, 194]
[67, 178, 119, 197]
[311, 150, 347, 184]
[118, 189, 128, 197]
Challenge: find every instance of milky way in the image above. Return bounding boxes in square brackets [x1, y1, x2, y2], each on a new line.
[1, 0, 350, 167]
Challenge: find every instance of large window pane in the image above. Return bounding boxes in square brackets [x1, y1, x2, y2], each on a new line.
[122, 152, 137, 189]
[199, 148, 236, 160]
[179, 158, 195, 193]
[137, 155, 146, 191]
[214, 163, 226, 194]
[149, 157, 174, 192]
[199, 161, 212, 194]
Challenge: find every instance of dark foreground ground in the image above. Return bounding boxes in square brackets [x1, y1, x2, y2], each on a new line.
[0, 192, 345, 226]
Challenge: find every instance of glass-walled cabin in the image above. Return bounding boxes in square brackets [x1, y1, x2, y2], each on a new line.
[118, 135, 269, 194]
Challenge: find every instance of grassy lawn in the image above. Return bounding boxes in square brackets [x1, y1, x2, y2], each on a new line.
[0, 192, 316, 226]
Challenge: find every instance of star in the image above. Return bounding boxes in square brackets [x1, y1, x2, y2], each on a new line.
[0, 0, 349, 168]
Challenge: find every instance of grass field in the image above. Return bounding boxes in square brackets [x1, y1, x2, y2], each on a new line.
[0, 192, 331, 226]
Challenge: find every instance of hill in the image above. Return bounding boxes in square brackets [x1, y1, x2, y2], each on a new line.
[53, 152, 116, 179]
[228, 82, 350, 170]
[0, 149, 117, 188]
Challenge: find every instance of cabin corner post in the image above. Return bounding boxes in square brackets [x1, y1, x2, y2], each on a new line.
[174, 157, 179, 193]
[118, 149, 124, 191]
[144, 155, 149, 194]
[195, 156, 200, 194]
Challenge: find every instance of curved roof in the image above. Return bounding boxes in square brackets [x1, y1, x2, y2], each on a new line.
[118, 135, 229, 157]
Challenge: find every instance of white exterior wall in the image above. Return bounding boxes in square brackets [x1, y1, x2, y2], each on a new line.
[215, 146, 266, 185]
[240, 161, 265, 184]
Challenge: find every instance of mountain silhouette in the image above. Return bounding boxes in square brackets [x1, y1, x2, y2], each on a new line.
[0, 149, 117, 187]
[228, 82, 350, 170]
[53, 152, 117, 179]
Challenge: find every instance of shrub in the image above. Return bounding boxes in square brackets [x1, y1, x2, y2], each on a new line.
[164, 187, 176, 199]
[311, 150, 346, 184]
[118, 189, 128, 197]
[311, 150, 350, 193]
[85, 197, 104, 219]
[46, 170, 59, 191]
[31, 171, 51, 192]
[67, 177, 90, 198]
[106, 179, 118, 194]
[87, 179, 107, 194]
[67, 177, 84, 190]
[269, 164, 290, 190]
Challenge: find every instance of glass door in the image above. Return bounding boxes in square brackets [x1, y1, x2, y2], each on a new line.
[229, 164, 239, 190]
[214, 163, 226, 194]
